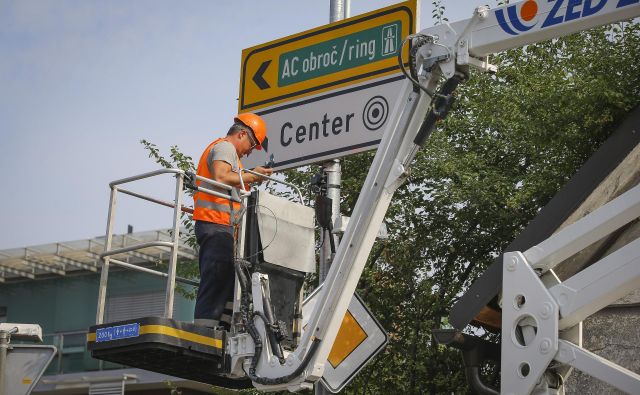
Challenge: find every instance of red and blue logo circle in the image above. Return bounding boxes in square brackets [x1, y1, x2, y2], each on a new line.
[496, 0, 539, 35]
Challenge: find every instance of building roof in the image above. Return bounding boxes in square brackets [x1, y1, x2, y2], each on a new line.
[0, 229, 196, 283]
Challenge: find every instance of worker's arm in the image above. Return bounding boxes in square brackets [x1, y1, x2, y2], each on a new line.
[212, 160, 273, 187]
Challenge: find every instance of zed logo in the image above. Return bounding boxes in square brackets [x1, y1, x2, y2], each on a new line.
[496, 0, 639, 36]
[496, 0, 539, 35]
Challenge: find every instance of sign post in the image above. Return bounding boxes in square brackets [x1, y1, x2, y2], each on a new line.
[318, 2, 347, 393]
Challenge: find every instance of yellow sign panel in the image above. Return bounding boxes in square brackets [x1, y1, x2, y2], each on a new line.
[327, 310, 368, 368]
[239, 0, 416, 112]
[302, 287, 388, 392]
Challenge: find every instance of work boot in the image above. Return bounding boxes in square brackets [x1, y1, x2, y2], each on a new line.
[194, 318, 230, 332]
[193, 318, 220, 328]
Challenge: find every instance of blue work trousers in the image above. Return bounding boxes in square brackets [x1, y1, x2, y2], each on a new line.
[194, 220, 235, 324]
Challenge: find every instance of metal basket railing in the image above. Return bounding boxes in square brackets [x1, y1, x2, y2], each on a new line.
[95, 168, 249, 324]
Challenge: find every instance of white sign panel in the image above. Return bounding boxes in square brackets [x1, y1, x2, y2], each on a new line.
[243, 75, 405, 171]
[4, 345, 57, 395]
[302, 287, 388, 393]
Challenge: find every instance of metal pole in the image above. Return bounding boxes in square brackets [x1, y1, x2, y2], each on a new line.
[0, 328, 16, 395]
[329, 0, 344, 24]
[164, 173, 184, 319]
[319, 160, 342, 281]
[0, 330, 8, 395]
[96, 186, 118, 325]
[56, 334, 64, 374]
[316, 2, 346, 393]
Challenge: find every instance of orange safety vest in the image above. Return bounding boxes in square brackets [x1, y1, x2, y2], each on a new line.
[193, 138, 247, 226]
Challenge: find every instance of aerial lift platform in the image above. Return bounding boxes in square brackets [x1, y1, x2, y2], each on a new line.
[87, 169, 313, 390]
[89, 317, 236, 388]
[85, 168, 245, 388]
[88, 1, 640, 393]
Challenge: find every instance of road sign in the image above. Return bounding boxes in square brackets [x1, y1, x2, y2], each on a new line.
[239, 0, 416, 112]
[243, 75, 406, 170]
[239, 0, 417, 171]
[4, 345, 57, 395]
[303, 288, 388, 393]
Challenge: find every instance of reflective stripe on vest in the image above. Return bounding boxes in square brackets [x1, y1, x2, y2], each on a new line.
[193, 138, 245, 225]
[195, 199, 231, 214]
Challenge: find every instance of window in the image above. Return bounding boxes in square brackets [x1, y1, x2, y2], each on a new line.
[105, 292, 180, 322]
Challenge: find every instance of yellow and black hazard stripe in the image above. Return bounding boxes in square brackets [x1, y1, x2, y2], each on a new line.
[87, 316, 225, 357]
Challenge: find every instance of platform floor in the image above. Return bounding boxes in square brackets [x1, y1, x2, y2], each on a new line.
[88, 316, 251, 389]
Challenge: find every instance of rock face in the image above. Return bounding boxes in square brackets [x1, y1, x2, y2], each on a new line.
[558, 124, 640, 394]
[565, 289, 640, 394]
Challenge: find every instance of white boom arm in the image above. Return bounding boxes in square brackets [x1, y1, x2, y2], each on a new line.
[250, 0, 640, 391]
[459, 0, 638, 58]
[501, 185, 640, 394]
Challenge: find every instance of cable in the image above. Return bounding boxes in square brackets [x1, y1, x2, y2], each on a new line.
[235, 259, 322, 386]
[241, 203, 279, 262]
[397, 33, 433, 97]
[397, 33, 452, 99]
[253, 310, 286, 364]
[315, 233, 325, 252]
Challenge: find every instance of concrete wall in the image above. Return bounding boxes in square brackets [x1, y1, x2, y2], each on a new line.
[565, 290, 640, 394]
[557, 131, 640, 393]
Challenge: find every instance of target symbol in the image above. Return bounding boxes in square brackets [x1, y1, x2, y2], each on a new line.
[362, 95, 389, 131]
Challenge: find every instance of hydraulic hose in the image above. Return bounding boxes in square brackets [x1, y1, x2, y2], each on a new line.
[413, 73, 464, 147]
[235, 259, 322, 386]
[253, 309, 285, 364]
[465, 367, 499, 395]
[259, 284, 286, 363]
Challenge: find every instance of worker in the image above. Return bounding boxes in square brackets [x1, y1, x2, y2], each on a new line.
[192, 113, 273, 329]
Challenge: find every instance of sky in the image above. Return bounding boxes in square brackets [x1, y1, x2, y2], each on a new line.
[0, 0, 490, 250]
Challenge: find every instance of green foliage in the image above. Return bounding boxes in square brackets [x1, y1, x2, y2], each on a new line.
[140, 139, 200, 299]
[431, 0, 448, 25]
[141, 139, 195, 174]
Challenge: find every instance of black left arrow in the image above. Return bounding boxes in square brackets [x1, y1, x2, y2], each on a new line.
[252, 60, 271, 90]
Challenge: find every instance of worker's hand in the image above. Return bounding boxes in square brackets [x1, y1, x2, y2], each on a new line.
[251, 166, 273, 183]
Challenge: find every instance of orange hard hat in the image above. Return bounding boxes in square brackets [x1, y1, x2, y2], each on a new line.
[235, 113, 268, 151]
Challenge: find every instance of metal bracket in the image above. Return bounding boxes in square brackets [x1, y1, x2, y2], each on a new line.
[227, 333, 256, 377]
[455, 6, 497, 74]
[502, 248, 640, 394]
[384, 159, 408, 191]
[414, 6, 497, 82]
[501, 252, 559, 395]
[422, 53, 450, 74]
[499, 183, 640, 394]
[415, 32, 455, 80]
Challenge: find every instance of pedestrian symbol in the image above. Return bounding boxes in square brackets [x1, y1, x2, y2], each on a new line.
[381, 24, 398, 56]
